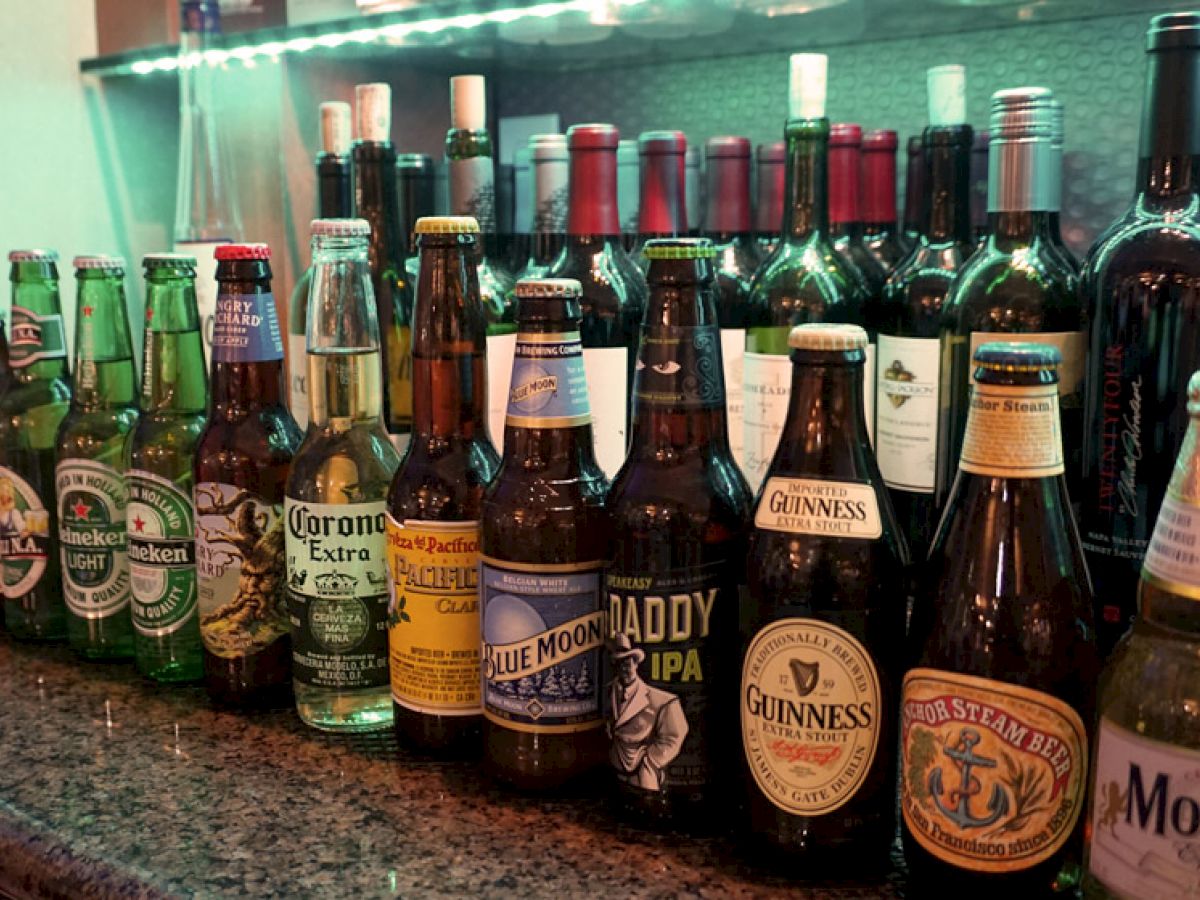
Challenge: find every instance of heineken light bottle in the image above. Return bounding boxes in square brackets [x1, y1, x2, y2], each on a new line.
[56, 255, 139, 659]
[126, 253, 208, 682]
[286, 218, 399, 732]
[0, 250, 71, 639]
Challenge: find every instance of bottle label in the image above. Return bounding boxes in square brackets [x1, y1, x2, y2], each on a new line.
[605, 564, 733, 792]
[385, 516, 482, 715]
[900, 668, 1088, 874]
[8, 305, 67, 368]
[449, 156, 497, 233]
[1086, 717, 1200, 899]
[634, 324, 725, 409]
[959, 383, 1064, 478]
[213, 291, 284, 363]
[127, 470, 198, 636]
[1087, 342, 1147, 530]
[582, 346, 628, 479]
[284, 498, 390, 690]
[507, 331, 591, 429]
[1142, 491, 1200, 600]
[721, 328, 746, 470]
[0, 467, 51, 598]
[480, 557, 605, 733]
[55, 461, 130, 620]
[287, 332, 309, 430]
[175, 239, 230, 363]
[754, 477, 883, 539]
[195, 482, 289, 660]
[486, 331, 517, 455]
[742, 350, 792, 491]
[968, 331, 1086, 402]
[876, 334, 940, 493]
[741, 618, 882, 816]
[533, 160, 569, 234]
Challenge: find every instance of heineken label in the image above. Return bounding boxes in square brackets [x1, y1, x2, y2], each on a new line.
[126, 470, 198, 637]
[0, 466, 51, 597]
[213, 291, 284, 364]
[56, 460, 130, 620]
[196, 482, 289, 660]
[8, 305, 67, 368]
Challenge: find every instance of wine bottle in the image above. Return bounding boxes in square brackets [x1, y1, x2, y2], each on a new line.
[685, 142, 701, 236]
[1047, 98, 1079, 274]
[633, 130, 688, 268]
[617, 139, 640, 252]
[398, 152, 436, 284]
[830, 123, 887, 298]
[754, 141, 785, 257]
[510, 145, 533, 274]
[861, 129, 908, 273]
[517, 134, 568, 281]
[901, 135, 925, 251]
[970, 130, 989, 247]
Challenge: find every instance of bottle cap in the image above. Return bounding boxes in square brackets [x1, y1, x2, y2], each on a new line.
[972, 341, 1062, 371]
[829, 123, 862, 147]
[568, 123, 620, 150]
[705, 136, 751, 159]
[450, 75, 486, 131]
[863, 129, 898, 151]
[397, 152, 434, 172]
[8, 249, 59, 263]
[73, 254, 125, 272]
[638, 130, 687, 154]
[927, 64, 966, 127]
[214, 243, 271, 261]
[530, 133, 568, 161]
[617, 139, 639, 164]
[415, 216, 480, 235]
[788, 53, 828, 120]
[757, 141, 785, 163]
[1148, 11, 1200, 50]
[990, 87, 1055, 141]
[311, 218, 371, 237]
[320, 101, 352, 156]
[788, 322, 869, 351]
[644, 237, 716, 260]
[1049, 97, 1065, 149]
[515, 277, 582, 299]
[355, 83, 391, 143]
[143, 252, 197, 269]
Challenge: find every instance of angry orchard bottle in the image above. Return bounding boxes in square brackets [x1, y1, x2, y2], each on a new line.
[57, 255, 138, 660]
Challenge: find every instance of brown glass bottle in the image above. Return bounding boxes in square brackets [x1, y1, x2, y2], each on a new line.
[385, 217, 500, 754]
[481, 278, 609, 789]
[194, 244, 302, 707]
[902, 342, 1098, 898]
[740, 323, 908, 871]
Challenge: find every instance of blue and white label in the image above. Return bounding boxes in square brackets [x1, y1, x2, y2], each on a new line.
[213, 291, 284, 364]
[505, 331, 592, 429]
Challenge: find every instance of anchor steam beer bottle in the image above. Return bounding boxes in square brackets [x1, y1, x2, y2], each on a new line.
[285, 219, 400, 732]
[0, 250, 71, 640]
[901, 343, 1098, 896]
[127, 253, 208, 682]
[481, 278, 609, 789]
[195, 243, 302, 706]
[605, 238, 752, 826]
[385, 216, 500, 752]
[57, 255, 139, 659]
[740, 323, 908, 868]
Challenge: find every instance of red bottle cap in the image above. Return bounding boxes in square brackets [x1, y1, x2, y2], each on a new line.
[829, 123, 863, 225]
[637, 130, 687, 236]
[862, 129, 899, 224]
[863, 129, 898, 151]
[705, 136, 752, 234]
[755, 142, 786, 234]
[215, 243, 271, 261]
[567, 123, 620, 150]
[567, 123, 622, 236]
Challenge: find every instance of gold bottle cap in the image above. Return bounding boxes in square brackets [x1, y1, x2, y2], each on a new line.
[788, 322, 868, 351]
[414, 216, 480, 235]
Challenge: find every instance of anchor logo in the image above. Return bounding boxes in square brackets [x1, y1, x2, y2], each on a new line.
[928, 727, 1010, 830]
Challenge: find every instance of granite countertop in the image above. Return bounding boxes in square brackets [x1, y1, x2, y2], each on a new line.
[0, 639, 903, 899]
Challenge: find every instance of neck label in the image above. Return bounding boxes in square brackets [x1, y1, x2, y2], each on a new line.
[213, 291, 284, 363]
[960, 382, 1063, 478]
[505, 331, 591, 429]
[9, 306, 66, 368]
[1142, 490, 1200, 600]
[755, 477, 883, 538]
[634, 324, 725, 409]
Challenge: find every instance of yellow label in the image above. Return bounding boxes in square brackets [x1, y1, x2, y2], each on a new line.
[385, 515, 482, 715]
[959, 383, 1064, 478]
[900, 668, 1087, 874]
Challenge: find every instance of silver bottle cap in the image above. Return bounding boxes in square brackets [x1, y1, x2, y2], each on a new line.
[988, 87, 1056, 213]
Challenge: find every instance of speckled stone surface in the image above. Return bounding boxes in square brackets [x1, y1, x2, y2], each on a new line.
[0, 639, 903, 898]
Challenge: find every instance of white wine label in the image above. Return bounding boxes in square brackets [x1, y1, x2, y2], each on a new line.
[486, 331, 517, 455]
[721, 328, 746, 470]
[1087, 717, 1200, 899]
[56, 461, 130, 620]
[743, 351, 793, 491]
[875, 334, 940, 493]
[127, 470, 198, 637]
[0, 467, 51, 598]
[741, 618, 882, 816]
[582, 346, 628, 479]
[755, 477, 883, 539]
[959, 383, 1064, 479]
[900, 668, 1087, 875]
[968, 330, 1086, 400]
[863, 341, 876, 448]
[287, 332, 309, 430]
[175, 239, 230, 365]
[1142, 491, 1200, 600]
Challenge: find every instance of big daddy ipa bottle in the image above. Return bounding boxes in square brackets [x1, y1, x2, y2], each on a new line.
[901, 343, 1098, 897]
[740, 323, 908, 870]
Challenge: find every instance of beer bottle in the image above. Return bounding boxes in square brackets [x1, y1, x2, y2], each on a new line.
[195, 243, 302, 707]
[285, 218, 399, 732]
[0, 250, 71, 640]
[1083, 371, 1200, 899]
[385, 216, 500, 752]
[127, 253, 208, 682]
[605, 238, 752, 826]
[57, 255, 138, 659]
[481, 278, 609, 788]
[901, 343, 1098, 896]
[741, 323, 907, 868]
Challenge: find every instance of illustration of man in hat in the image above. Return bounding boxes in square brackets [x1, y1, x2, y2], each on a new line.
[606, 633, 689, 793]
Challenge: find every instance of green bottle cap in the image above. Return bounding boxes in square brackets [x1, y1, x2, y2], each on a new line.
[643, 238, 716, 260]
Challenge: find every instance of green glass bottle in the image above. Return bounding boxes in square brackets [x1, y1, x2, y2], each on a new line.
[126, 253, 208, 682]
[56, 255, 139, 659]
[0, 250, 71, 640]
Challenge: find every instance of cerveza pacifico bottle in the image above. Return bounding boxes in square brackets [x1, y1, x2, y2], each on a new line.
[1083, 371, 1200, 899]
[1079, 11, 1200, 658]
[549, 123, 648, 480]
[385, 216, 500, 753]
[57, 255, 138, 660]
[938, 87, 1085, 496]
[901, 343, 1097, 898]
[741, 323, 908, 870]
[754, 141, 785, 258]
[605, 238, 752, 827]
[902, 135, 925, 251]
[743, 53, 867, 493]
[861, 129, 907, 274]
[876, 64, 975, 559]
[632, 130, 689, 268]
[0, 250, 71, 640]
[195, 243, 302, 707]
[829, 123, 887, 299]
[285, 219, 400, 732]
[288, 101, 352, 433]
[481, 278, 609, 790]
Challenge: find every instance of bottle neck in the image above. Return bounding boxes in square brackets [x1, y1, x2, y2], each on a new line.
[862, 147, 898, 227]
[73, 277, 136, 409]
[354, 142, 404, 267]
[9, 269, 68, 382]
[398, 169, 436, 257]
[782, 120, 831, 240]
[1138, 43, 1200, 198]
[638, 150, 687, 236]
[988, 134, 1056, 217]
[317, 154, 352, 220]
[210, 272, 287, 417]
[903, 143, 926, 236]
[771, 351, 871, 473]
[446, 129, 498, 235]
[706, 155, 752, 234]
[141, 278, 208, 414]
[987, 210, 1057, 246]
[828, 142, 862, 228]
[532, 157, 569, 236]
[569, 146, 622, 237]
[924, 126, 975, 244]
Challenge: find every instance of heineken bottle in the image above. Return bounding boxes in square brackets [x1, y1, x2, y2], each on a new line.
[126, 253, 208, 682]
[0, 250, 71, 640]
[56, 255, 139, 659]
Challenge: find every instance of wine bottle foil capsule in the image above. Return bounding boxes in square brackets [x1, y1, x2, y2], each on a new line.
[988, 87, 1056, 213]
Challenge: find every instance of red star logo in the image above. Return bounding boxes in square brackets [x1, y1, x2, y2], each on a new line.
[146, 308, 154, 322]
[132, 515, 145, 533]
[71, 499, 91, 520]
[82, 305, 94, 318]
